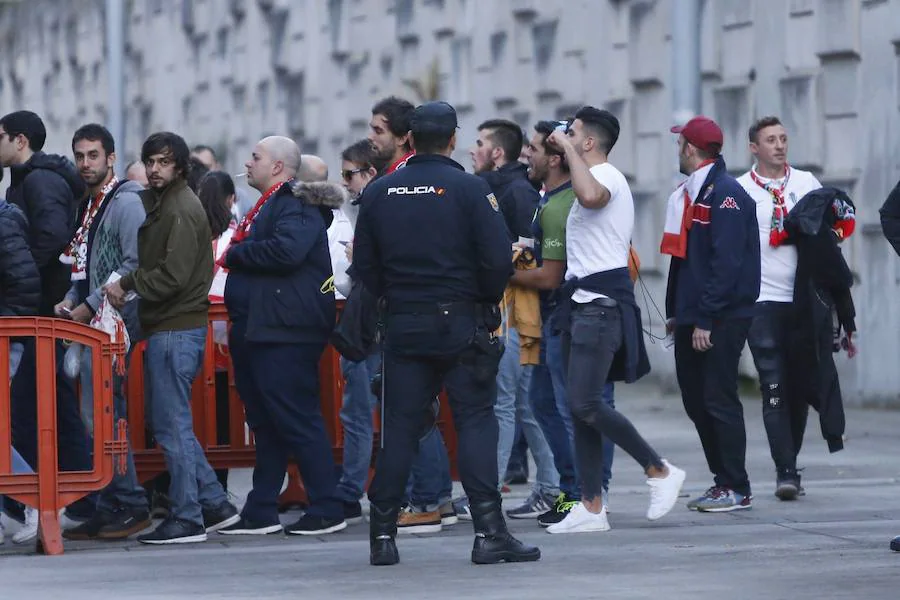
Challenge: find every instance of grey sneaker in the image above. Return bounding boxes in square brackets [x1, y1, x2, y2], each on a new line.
[506, 491, 555, 519]
[695, 487, 752, 513]
[687, 486, 718, 511]
[451, 496, 472, 521]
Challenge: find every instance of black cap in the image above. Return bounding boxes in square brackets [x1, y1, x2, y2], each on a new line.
[410, 101, 458, 135]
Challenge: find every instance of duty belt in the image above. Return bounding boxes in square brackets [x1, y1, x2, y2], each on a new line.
[387, 300, 478, 317]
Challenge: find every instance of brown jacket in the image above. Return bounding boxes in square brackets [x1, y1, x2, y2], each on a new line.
[120, 179, 213, 334]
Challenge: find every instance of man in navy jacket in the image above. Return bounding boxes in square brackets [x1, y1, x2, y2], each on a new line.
[220, 136, 346, 537]
[666, 116, 760, 513]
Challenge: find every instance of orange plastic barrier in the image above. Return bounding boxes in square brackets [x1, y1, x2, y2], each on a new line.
[0, 317, 127, 555]
[128, 303, 460, 502]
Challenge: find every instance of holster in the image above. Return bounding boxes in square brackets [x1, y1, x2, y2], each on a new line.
[460, 327, 504, 384]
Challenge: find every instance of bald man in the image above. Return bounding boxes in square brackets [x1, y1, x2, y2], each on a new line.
[299, 154, 329, 182]
[218, 136, 347, 536]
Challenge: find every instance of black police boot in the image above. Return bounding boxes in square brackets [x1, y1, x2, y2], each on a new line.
[469, 499, 541, 565]
[369, 504, 400, 566]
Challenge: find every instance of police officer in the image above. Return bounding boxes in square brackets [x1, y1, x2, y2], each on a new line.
[353, 101, 541, 567]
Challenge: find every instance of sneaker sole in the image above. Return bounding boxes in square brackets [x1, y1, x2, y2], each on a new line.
[397, 523, 443, 535]
[697, 504, 752, 513]
[286, 521, 348, 536]
[775, 486, 799, 501]
[546, 523, 611, 534]
[219, 524, 284, 535]
[506, 509, 548, 519]
[440, 515, 458, 526]
[205, 514, 241, 533]
[96, 519, 153, 540]
[12, 531, 39, 544]
[472, 548, 541, 564]
[138, 533, 208, 545]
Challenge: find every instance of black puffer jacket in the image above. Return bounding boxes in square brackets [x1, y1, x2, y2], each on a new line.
[5, 152, 85, 314]
[0, 201, 41, 317]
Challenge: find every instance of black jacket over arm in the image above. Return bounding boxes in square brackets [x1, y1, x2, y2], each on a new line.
[784, 187, 856, 453]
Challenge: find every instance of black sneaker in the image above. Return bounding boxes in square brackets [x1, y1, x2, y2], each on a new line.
[63, 510, 119, 541]
[284, 514, 347, 536]
[64, 496, 96, 523]
[344, 501, 363, 525]
[97, 508, 152, 540]
[219, 516, 283, 535]
[202, 501, 240, 532]
[537, 493, 578, 528]
[775, 470, 801, 501]
[891, 535, 900, 552]
[150, 490, 171, 519]
[137, 518, 207, 545]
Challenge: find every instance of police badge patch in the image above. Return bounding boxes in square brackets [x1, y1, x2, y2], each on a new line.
[487, 193, 499, 212]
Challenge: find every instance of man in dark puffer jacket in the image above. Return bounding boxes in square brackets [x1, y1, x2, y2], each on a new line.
[0, 110, 95, 523]
[0, 197, 41, 320]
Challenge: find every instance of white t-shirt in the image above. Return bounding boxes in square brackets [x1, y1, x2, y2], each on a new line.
[565, 162, 635, 303]
[736, 166, 822, 303]
[326, 208, 354, 300]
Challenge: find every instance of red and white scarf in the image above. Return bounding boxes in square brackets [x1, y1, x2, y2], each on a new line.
[60, 176, 119, 281]
[216, 180, 287, 267]
[749, 165, 792, 247]
[660, 160, 717, 258]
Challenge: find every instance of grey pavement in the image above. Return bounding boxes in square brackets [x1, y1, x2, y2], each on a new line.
[1, 381, 898, 599]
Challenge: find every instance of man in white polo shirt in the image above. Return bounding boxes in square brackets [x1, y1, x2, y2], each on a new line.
[540, 106, 685, 534]
[737, 116, 822, 501]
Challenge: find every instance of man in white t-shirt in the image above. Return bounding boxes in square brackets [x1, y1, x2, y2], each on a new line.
[737, 116, 822, 501]
[539, 106, 685, 534]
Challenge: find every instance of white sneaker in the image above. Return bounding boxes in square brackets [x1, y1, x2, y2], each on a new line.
[546, 502, 610, 534]
[646, 460, 686, 521]
[12, 507, 38, 544]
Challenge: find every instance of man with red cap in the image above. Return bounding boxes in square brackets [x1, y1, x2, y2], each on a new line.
[664, 116, 760, 513]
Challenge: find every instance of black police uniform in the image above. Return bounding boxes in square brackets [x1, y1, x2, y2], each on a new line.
[353, 101, 540, 566]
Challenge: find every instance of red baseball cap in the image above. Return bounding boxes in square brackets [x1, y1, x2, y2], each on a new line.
[670, 116, 723, 153]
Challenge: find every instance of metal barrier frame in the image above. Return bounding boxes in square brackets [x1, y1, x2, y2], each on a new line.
[0, 317, 127, 555]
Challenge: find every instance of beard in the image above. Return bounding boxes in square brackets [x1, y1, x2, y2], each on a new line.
[82, 168, 110, 188]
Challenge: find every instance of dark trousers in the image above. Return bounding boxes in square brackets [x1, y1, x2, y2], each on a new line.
[561, 300, 663, 501]
[674, 319, 752, 496]
[747, 302, 809, 474]
[229, 320, 342, 522]
[11, 339, 93, 472]
[368, 350, 501, 511]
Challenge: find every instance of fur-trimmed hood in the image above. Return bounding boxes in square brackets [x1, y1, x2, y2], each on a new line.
[291, 180, 348, 209]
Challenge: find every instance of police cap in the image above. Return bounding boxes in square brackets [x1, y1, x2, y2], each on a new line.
[410, 101, 458, 136]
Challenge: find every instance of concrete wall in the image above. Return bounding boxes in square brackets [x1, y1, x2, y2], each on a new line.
[2, 0, 899, 403]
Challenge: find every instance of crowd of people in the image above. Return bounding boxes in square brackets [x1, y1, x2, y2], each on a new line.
[0, 93, 882, 557]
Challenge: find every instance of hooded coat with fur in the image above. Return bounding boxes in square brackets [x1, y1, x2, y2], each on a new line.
[223, 180, 345, 344]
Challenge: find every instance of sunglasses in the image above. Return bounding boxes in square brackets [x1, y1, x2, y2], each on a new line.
[341, 168, 365, 182]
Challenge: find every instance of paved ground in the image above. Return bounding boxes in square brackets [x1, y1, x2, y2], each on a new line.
[1, 382, 898, 599]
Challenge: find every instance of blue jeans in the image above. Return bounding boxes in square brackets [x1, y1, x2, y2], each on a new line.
[531, 317, 616, 500]
[336, 352, 381, 503]
[80, 349, 149, 513]
[405, 423, 453, 511]
[144, 328, 228, 526]
[3, 344, 31, 512]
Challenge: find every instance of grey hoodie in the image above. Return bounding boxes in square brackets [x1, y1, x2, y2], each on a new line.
[66, 179, 146, 339]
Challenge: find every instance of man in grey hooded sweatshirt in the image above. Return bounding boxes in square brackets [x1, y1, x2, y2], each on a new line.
[56, 124, 151, 541]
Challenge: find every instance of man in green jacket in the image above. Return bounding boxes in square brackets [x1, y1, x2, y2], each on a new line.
[104, 132, 238, 544]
